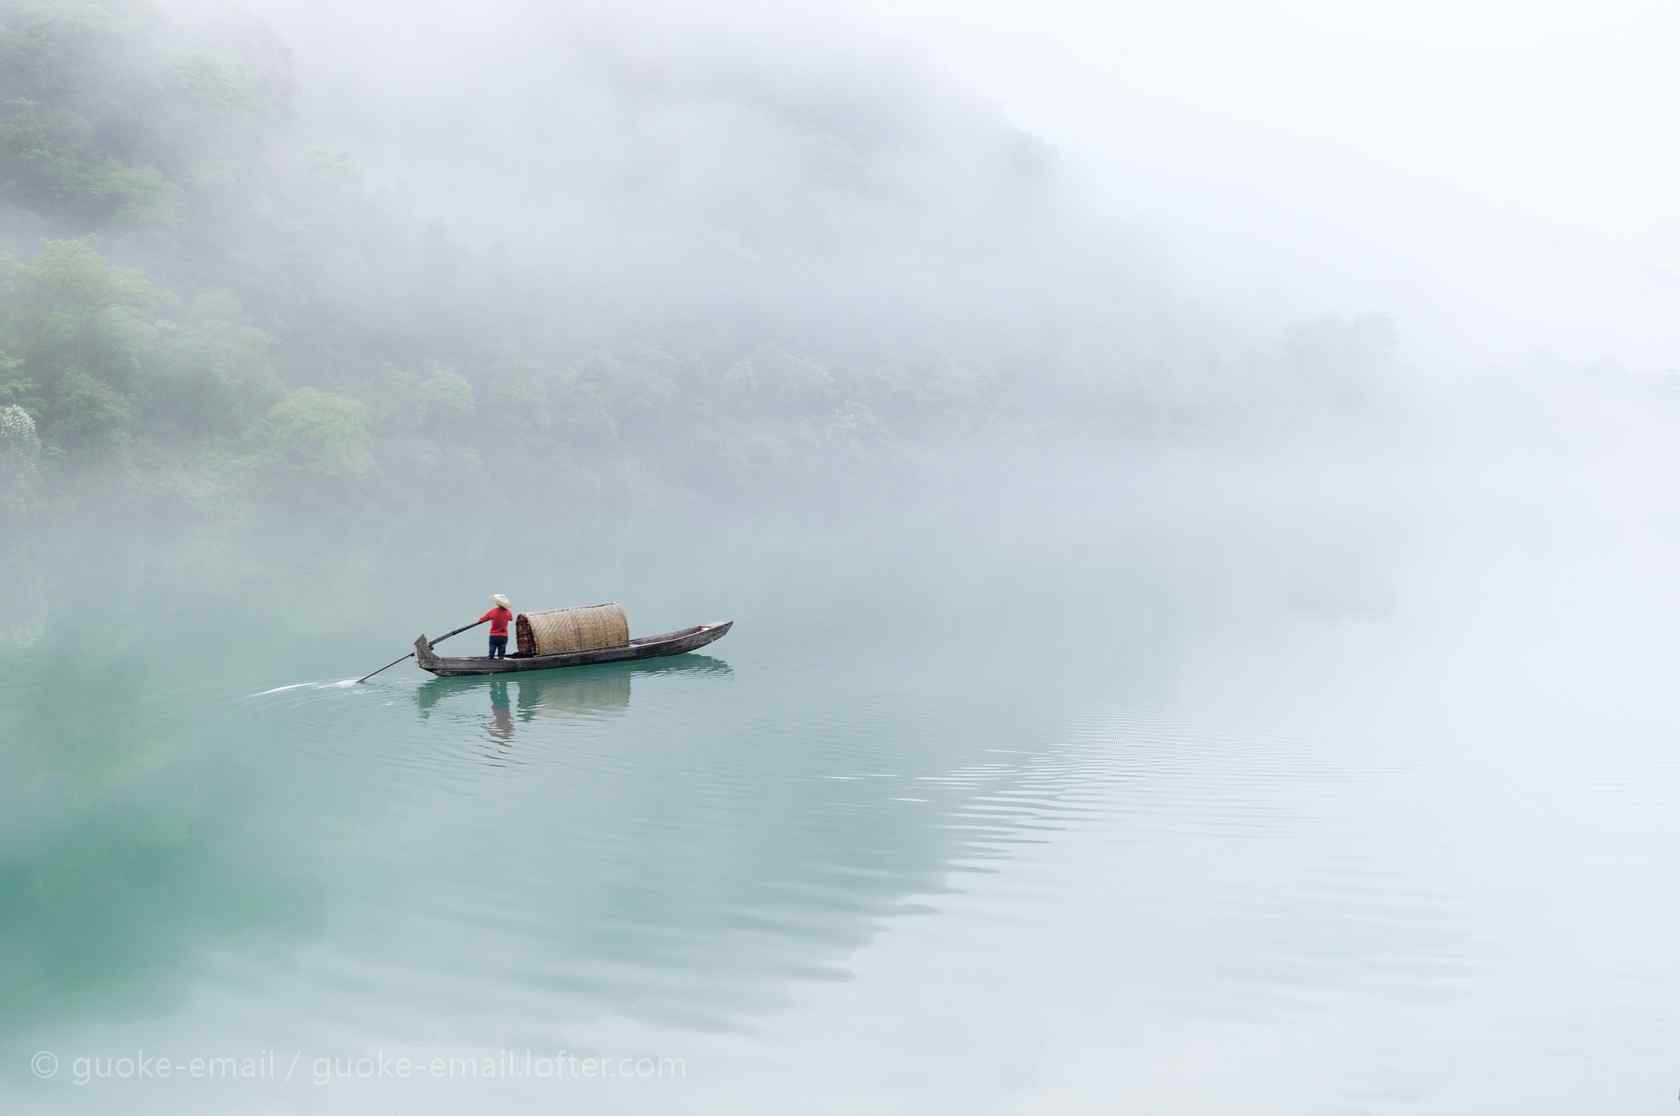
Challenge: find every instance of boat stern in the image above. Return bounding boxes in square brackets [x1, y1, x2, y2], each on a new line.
[413, 634, 442, 674]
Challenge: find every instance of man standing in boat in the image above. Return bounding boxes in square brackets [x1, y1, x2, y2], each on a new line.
[479, 594, 514, 659]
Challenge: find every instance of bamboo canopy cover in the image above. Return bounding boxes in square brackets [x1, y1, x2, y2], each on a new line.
[516, 603, 630, 656]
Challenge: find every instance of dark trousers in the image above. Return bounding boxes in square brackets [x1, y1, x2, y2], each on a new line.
[488, 635, 508, 659]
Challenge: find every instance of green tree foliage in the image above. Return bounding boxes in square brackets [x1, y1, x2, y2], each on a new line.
[417, 370, 475, 432]
[0, 239, 278, 467]
[265, 389, 374, 480]
[0, 237, 158, 458]
[0, 402, 41, 513]
[2, 0, 1100, 515]
[0, 345, 31, 410]
[370, 367, 476, 435]
[145, 292, 280, 440]
[0, 0, 289, 226]
[0, 98, 170, 221]
[51, 367, 133, 455]
[0, 0, 1415, 521]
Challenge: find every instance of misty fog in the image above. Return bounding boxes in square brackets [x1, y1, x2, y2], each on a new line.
[3, 1, 1678, 1112]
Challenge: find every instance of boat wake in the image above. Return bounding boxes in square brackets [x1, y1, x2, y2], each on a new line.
[246, 679, 361, 698]
[248, 681, 316, 697]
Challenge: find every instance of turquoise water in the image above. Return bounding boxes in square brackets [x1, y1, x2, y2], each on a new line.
[5, 452, 1680, 1112]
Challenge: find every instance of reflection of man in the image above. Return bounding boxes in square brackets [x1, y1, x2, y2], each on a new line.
[488, 679, 514, 742]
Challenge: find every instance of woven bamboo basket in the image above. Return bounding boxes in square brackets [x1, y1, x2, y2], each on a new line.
[516, 602, 630, 656]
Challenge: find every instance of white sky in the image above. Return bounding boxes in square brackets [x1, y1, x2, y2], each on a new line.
[928, 1, 1669, 212]
[849, 0, 1680, 369]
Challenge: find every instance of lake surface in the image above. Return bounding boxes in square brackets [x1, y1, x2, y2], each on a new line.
[4, 447, 1679, 1113]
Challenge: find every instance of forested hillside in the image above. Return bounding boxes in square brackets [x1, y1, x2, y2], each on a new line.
[0, 0, 1405, 525]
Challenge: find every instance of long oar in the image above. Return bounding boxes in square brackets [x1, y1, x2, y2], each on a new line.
[357, 619, 487, 683]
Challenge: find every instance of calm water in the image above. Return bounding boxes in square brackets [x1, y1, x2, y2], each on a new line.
[4, 450, 1679, 1112]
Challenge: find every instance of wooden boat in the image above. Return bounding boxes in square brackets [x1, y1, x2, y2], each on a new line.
[413, 620, 733, 677]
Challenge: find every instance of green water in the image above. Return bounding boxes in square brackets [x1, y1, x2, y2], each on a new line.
[5, 452, 1680, 1112]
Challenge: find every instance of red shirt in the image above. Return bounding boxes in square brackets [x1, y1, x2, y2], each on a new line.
[478, 606, 512, 636]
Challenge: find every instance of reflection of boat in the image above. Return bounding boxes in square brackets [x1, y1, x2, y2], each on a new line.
[413, 621, 733, 677]
[415, 655, 733, 720]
